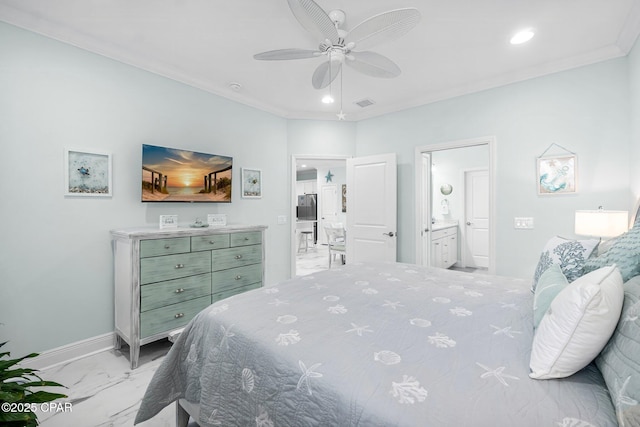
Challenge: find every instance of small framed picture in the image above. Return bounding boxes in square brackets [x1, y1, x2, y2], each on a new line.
[537, 155, 577, 196]
[242, 168, 262, 198]
[64, 148, 112, 197]
[207, 213, 227, 227]
[159, 215, 178, 229]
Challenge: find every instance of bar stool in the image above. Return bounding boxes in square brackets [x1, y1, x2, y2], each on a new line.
[298, 230, 313, 252]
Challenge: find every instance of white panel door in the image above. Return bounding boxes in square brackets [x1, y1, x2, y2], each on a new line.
[346, 153, 397, 263]
[319, 184, 338, 244]
[464, 169, 489, 268]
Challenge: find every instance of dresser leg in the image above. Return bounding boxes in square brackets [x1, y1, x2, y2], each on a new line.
[113, 333, 123, 350]
[176, 401, 190, 427]
[130, 343, 140, 370]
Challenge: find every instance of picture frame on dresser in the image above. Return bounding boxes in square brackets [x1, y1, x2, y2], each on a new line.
[64, 147, 112, 197]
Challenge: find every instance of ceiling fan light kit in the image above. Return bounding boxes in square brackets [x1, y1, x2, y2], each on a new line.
[254, 0, 421, 119]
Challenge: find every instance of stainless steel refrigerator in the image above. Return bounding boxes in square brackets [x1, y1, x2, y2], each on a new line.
[297, 194, 317, 242]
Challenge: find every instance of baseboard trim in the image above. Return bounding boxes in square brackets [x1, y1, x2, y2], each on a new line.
[30, 332, 115, 371]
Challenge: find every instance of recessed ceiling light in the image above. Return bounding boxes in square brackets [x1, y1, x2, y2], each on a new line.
[301, 164, 307, 168]
[322, 95, 335, 104]
[510, 29, 535, 45]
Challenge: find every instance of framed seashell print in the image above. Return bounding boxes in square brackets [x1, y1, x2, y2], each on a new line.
[241, 168, 262, 198]
[64, 147, 112, 197]
[537, 154, 577, 196]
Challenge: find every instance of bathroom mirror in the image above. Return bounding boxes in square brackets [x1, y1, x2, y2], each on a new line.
[440, 183, 453, 195]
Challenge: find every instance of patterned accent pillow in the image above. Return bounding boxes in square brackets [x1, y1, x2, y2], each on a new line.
[532, 264, 568, 328]
[596, 275, 640, 427]
[582, 220, 640, 282]
[532, 236, 600, 292]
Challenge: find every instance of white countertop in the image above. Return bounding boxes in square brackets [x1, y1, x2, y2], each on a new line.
[432, 221, 458, 231]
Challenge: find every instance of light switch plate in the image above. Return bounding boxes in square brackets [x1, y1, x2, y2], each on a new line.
[277, 215, 287, 225]
[514, 217, 534, 229]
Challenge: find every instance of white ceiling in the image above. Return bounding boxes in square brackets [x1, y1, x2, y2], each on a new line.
[1, 0, 639, 121]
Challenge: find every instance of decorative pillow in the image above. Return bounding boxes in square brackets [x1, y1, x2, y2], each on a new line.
[596, 275, 640, 427]
[531, 236, 599, 292]
[529, 265, 624, 379]
[532, 264, 568, 328]
[582, 220, 640, 282]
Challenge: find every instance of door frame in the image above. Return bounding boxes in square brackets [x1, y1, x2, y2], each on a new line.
[291, 154, 349, 278]
[414, 136, 497, 274]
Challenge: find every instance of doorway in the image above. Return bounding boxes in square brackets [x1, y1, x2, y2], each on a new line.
[414, 137, 496, 274]
[291, 155, 348, 277]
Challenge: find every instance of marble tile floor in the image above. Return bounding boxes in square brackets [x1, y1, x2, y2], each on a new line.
[296, 244, 332, 276]
[37, 340, 198, 427]
[450, 265, 489, 274]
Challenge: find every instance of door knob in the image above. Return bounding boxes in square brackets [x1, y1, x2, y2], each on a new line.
[383, 232, 395, 237]
[466, 222, 472, 226]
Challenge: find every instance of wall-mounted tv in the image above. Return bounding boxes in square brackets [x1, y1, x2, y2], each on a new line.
[142, 144, 232, 203]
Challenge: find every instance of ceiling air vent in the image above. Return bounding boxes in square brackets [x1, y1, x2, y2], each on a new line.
[354, 98, 375, 108]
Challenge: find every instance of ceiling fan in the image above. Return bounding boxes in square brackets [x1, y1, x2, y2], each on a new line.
[254, 0, 421, 90]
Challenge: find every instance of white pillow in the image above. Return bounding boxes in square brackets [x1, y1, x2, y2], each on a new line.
[529, 265, 624, 379]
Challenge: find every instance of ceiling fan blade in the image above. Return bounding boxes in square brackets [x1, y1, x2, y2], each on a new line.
[287, 0, 340, 45]
[312, 60, 342, 89]
[346, 8, 421, 51]
[346, 51, 401, 78]
[254, 48, 320, 60]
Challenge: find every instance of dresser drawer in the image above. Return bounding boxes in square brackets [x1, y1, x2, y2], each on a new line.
[140, 295, 211, 339]
[141, 273, 212, 312]
[230, 231, 262, 247]
[212, 281, 261, 304]
[212, 263, 262, 293]
[191, 234, 229, 252]
[140, 252, 211, 285]
[140, 237, 190, 258]
[432, 226, 457, 240]
[211, 244, 262, 272]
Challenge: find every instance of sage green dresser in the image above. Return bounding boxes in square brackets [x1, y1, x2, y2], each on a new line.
[111, 225, 267, 369]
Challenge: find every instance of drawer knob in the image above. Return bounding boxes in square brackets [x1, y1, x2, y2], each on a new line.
[244, 237, 249, 241]
[174, 313, 184, 319]
[175, 288, 185, 293]
[235, 275, 242, 280]
[235, 255, 243, 259]
[175, 264, 185, 269]
[164, 244, 171, 249]
[209, 241, 216, 244]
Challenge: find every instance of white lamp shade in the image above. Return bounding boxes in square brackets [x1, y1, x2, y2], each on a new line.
[575, 210, 629, 237]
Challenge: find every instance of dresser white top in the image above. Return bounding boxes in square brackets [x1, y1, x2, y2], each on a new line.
[111, 224, 268, 240]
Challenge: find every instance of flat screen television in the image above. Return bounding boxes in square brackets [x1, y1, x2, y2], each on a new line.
[141, 144, 232, 203]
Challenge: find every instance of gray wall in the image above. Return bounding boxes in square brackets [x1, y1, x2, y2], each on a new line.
[630, 36, 640, 205]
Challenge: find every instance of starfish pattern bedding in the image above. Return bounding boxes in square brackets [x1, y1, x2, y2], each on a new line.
[135, 262, 617, 426]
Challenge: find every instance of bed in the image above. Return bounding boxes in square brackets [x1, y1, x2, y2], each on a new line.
[134, 231, 640, 427]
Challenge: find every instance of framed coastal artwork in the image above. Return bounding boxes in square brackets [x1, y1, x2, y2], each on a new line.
[242, 168, 262, 198]
[64, 148, 112, 197]
[537, 154, 577, 196]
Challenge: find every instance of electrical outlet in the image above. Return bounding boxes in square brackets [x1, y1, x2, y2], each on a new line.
[277, 215, 287, 225]
[514, 217, 534, 229]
